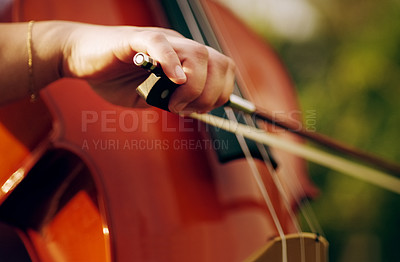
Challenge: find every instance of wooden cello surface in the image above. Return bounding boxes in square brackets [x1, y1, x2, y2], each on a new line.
[0, 0, 318, 261]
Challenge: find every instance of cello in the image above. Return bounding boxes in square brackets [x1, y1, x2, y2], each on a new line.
[0, 0, 331, 261]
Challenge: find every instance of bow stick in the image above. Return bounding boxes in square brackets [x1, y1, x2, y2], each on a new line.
[133, 52, 400, 194]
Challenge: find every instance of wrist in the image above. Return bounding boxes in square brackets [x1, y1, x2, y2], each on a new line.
[31, 21, 74, 86]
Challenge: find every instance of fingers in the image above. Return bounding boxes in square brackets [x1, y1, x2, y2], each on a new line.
[168, 42, 209, 113]
[130, 28, 235, 114]
[169, 45, 235, 114]
[130, 30, 187, 84]
[192, 48, 236, 110]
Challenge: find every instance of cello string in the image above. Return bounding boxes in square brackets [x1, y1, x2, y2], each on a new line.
[279, 158, 325, 239]
[281, 162, 325, 235]
[254, 118, 323, 261]
[176, 0, 289, 260]
[244, 114, 307, 262]
[197, 1, 328, 241]
[185, 1, 314, 260]
[180, 0, 289, 231]
[225, 108, 288, 262]
[244, 115, 302, 233]
[255, 120, 321, 234]
[185, 0, 291, 230]
[216, 19, 327, 258]
[194, 1, 320, 258]
[189, 1, 321, 260]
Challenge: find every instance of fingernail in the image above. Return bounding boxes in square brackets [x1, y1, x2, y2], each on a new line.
[173, 102, 187, 113]
[175, 66, 186, 81]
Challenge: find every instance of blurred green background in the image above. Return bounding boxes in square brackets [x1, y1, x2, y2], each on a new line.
[221, 0, 400, 261]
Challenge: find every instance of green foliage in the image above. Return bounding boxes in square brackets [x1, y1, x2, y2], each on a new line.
[245, 0, 400, 261]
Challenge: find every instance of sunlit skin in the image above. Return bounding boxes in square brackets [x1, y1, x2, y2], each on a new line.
[0, 21, 235, 113]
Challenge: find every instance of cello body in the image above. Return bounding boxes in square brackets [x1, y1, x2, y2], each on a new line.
[0, 0, 317, 261]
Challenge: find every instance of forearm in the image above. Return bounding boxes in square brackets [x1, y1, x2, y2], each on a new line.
[0, 21, 234, 112]
[0, 21, 69, 105]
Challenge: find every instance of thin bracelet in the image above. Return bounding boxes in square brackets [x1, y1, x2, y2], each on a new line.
[27, 20, 37, 102]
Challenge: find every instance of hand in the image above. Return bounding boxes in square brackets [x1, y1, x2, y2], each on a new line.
[62, 23, 235, 113]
